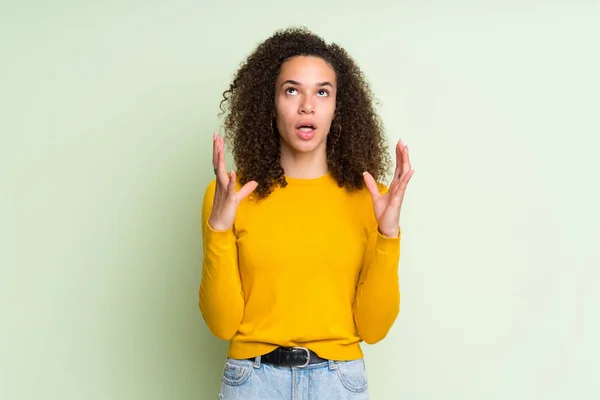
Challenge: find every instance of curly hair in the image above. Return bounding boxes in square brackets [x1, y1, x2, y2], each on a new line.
[218, 26, 392, 199]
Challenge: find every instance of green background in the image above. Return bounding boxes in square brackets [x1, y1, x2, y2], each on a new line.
[2, 1, 599, 399]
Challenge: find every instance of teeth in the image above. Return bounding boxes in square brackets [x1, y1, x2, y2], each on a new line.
[299, 126, 314, 132]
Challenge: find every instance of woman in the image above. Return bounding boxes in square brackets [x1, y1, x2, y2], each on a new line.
[199, 26, 414, 399]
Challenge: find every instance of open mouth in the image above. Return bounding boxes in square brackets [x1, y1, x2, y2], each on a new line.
[297, 124, 316, 132]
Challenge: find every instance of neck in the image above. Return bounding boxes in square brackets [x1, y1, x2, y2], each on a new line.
[280, 145, 328, 179]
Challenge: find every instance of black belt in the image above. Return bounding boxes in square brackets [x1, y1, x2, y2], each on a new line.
[249, 346, 329, 367]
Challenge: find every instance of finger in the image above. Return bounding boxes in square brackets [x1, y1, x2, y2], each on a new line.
[401, 168, 415, 187]
[237, 180, 259, 201]
[216, 135, 229, 184]
[400, 141, 411, 179]
[395, 168, 415, 192]
[227, 170, 236, 198]
[362, 171, 381, 198]
[212, 132, 218, 170]
[393, 140, 402, 180]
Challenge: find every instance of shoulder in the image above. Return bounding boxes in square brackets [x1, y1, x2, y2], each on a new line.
[340, 178, 389, 206]
[203, 178, 217, 200]
[347, 180, 389, 231]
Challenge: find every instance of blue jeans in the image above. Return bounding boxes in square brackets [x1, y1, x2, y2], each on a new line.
[218, 356, 370, 399]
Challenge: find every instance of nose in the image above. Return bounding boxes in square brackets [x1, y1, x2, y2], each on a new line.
[299, 95, 315, 114]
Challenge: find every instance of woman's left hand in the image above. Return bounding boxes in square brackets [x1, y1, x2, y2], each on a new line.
[363, 139, 415, 238]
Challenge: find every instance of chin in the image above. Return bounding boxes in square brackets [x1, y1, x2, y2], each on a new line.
[286, 138, 326, 154]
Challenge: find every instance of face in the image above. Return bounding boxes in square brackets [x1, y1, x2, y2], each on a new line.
[274, 56, 337, 156]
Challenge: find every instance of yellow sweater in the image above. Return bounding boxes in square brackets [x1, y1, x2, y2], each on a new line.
[199, 172, 401, 361]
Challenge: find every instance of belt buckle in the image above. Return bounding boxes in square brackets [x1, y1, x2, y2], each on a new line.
[293, 346, 310, 368]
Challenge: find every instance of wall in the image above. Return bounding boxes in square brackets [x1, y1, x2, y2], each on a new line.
[1, 1, 598, 398]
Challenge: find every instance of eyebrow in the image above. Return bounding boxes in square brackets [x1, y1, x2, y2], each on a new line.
[281, 80, 334, 88]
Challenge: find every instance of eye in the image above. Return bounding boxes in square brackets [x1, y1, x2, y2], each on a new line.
[285, 87, 298, 95]
[317, 89, 329, 97]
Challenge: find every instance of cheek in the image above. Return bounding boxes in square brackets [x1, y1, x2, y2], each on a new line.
[273, 103, 285, 121]
[326, 103, 337, 121]
[326, 96, 336, 114]
[276, 106, 295, 124]
[274, 109, 293, 133]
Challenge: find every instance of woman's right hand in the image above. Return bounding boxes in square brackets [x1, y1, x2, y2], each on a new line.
[208, 133, 258, 231]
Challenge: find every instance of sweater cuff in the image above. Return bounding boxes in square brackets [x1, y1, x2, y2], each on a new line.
[375, 228, 401, 253]
[204, 221, 237, 246]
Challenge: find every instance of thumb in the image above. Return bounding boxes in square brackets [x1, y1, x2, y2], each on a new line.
[237, 180, 258, 201]
[362, 171, 380, 199]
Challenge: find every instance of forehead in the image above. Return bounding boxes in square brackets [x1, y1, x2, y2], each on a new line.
[276, 56, 336, 85]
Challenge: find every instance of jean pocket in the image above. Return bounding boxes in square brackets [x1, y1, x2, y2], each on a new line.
[335, 359, 368, 393]
[221, 358, 253, 387]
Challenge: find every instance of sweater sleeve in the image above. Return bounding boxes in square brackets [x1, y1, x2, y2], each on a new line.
[198, 179, 245, 341]
[353, 184, 402, 344]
